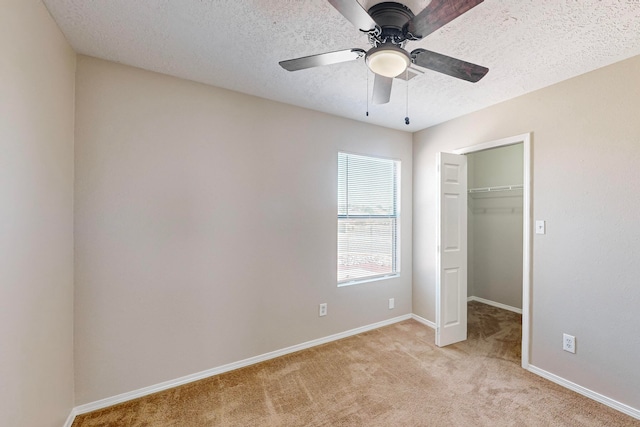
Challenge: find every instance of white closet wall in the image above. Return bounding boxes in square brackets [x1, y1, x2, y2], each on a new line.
[468, 144, 524, 309]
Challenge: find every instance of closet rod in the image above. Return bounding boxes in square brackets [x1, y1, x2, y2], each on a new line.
[468, 184, 524, 194]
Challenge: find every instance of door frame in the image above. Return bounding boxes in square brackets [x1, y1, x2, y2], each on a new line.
[453, 132, 532, 369]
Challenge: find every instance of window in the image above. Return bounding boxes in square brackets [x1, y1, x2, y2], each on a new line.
[338, 152, 400, 285]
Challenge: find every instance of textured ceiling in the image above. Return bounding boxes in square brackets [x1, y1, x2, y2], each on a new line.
[42, 0, 640, 132]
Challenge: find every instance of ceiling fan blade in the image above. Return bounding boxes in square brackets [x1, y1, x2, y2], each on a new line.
[279, 48, 365, 71]
[327, 0, 378, 31]
[372, 74, 392, 104]
[406, 0, 484, 39]
[411, 49, 488, 83]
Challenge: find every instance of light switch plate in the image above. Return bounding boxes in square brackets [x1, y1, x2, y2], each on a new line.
[535, 220, 546, 235]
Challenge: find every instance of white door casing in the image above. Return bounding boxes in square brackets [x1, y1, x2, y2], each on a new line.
[453, 132, 531, 368]
[436, 152, 468, 347]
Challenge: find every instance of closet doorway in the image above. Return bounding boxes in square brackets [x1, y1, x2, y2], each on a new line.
[436, 133, 531, 369]
[467, 144, 523, 312]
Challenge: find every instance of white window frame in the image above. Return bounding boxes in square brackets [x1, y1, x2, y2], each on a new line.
[337, 151, 401, 287]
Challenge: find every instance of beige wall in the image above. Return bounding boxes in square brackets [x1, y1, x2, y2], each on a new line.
[0, 0, 76, 425]
[74, 56, 413, 404]
[413, 55, 640, 409]
[469, 144, 524, 188]
[468, 144, 523, 308]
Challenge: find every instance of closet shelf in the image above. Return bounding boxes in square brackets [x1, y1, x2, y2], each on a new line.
[468, 184, 523, 194]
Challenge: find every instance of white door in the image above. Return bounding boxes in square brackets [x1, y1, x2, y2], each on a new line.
[436, 152, 468, 347]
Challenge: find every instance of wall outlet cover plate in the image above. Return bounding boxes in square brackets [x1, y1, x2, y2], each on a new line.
[563, 333, 576, 353]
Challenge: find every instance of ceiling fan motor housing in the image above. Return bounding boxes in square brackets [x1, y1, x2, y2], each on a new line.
[367, 2, 416, 46]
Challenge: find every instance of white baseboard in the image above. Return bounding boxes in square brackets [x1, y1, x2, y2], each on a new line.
[62, 408, 77, 427]
[72, 313, 413, 417]
[411, 313, 436, 329]
[528, 365, 640, 420]
[468, 296, 522, 314]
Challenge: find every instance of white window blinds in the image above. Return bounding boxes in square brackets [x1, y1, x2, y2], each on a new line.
[338, 152, 400, 284]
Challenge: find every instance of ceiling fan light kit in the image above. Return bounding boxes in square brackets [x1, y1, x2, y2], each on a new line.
[366, 44, 411, 78]
[280, 0, 488, 107]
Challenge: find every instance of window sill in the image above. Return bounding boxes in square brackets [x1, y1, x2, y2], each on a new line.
[338, 273, 400, 287]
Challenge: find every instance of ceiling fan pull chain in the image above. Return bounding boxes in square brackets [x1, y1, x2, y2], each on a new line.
[366, 65, 370, 117]
[405, 69, 410, 125]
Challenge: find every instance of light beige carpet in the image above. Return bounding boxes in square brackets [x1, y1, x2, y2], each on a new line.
[73, 302, 640, 426]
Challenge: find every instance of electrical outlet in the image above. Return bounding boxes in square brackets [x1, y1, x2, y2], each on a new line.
[563, 333, 576, 353]
[389, 298, 395, 309]
[319, 303, 327, 317]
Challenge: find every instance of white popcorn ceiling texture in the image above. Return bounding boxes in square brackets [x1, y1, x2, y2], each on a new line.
[42, 0, 640, 131]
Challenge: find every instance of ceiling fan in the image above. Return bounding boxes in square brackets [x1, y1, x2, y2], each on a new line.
[279, 0, 489, 104]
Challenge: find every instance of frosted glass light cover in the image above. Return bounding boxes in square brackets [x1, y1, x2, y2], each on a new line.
[366, 47, 410, 78]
